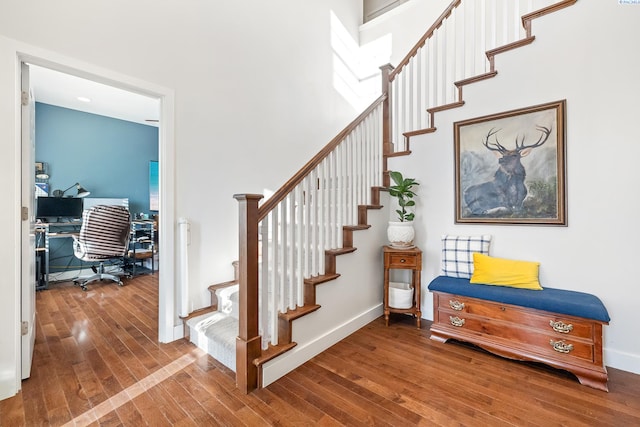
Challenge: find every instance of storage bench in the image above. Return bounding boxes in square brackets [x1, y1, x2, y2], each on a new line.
[428, 276, 610, 391]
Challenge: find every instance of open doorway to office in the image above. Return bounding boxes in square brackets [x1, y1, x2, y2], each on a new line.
[30, 65, 160, 282]
[19, 56, 176, 354]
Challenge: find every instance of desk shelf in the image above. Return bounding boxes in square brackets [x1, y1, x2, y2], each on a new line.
[124, 220, 156, 276]
[35, 223, 82, 290]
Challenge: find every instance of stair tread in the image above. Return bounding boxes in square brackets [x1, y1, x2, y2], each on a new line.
[344, 225, 371, 231]
[455, 71, 498, 87]
[326, 247, 357, 255]
[280, 304, 321, 321]
[253, 342, 297, 366]
[208, 279, 238, 292]
[305, 274, 340, 285]
[385, 150, 412, 157]
[487, 36, 535, 56]
[188, 310, 238, 372]
[403, 128, 436, 137]
[427, 101, 465, 114]
[181, 305, 219, 323]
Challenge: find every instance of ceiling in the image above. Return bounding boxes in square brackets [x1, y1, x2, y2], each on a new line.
[29, 65, 160, 127]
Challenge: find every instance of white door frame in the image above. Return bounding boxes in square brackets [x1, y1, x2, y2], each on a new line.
[17, 50, 176, 344]
[20, 62, 36, 379]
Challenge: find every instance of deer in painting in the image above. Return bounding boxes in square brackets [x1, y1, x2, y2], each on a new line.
[464, 125, 552, 215]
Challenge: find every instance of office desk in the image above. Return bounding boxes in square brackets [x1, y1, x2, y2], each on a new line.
[35, 223, 81, 290]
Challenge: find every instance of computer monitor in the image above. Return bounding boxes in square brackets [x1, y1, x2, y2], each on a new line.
[36, 197, 84, 222]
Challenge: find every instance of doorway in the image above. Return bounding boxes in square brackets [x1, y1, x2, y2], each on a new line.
[19, 57, 177, 369]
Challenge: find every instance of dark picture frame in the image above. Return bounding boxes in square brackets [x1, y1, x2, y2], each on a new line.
[454, 100, 566, 225]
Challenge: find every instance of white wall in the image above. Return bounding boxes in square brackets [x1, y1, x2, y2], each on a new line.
[360, 0, 452, 65]
[368, 1, 640, 375]
[0, 0, 363, 399]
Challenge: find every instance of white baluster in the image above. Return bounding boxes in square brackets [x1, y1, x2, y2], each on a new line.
[312, 172, 318, 269]
[270, 206, 279, 346]
[295, 185, 303, 308]
[318, 160, 326, 271]
[330, 150, 338, 249]
[336, 143, 344, 247]
[302, 175, 310, 279]
[288, 193, 296, 310]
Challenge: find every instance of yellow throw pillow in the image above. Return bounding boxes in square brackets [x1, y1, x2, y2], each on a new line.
[470, 253, 543, 290]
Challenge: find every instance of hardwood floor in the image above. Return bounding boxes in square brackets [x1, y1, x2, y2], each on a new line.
[1, 274, 639, 426]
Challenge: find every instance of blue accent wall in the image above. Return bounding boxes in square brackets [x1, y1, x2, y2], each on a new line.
[35, 102, 159, 215]
[35, 103, 159, 274]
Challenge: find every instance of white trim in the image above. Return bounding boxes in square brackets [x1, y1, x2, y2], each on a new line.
[11, 49, 23, 397]
[261, 304, 384, 387]
[158, 90, 176, 343]
[359, 0, 417, 30]
[173, 323, 185, 340]
[605, 348, 640, 376]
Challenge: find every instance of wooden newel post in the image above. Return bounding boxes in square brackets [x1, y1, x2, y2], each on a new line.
[234, 193, 263, 394]
[380, 63, 395, 187]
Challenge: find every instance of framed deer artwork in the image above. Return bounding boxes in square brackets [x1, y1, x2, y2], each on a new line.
[454, 100, 566, 225]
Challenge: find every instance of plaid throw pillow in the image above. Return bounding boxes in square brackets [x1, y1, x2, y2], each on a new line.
[441, 235, 491, 279]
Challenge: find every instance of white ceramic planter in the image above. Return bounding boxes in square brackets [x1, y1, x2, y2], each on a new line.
[387, 221, 415, 248]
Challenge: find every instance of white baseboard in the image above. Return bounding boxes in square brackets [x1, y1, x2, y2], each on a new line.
[261, 304, 383, 387]
[605, 348, 640, 375]
[173, 323, 185, 340]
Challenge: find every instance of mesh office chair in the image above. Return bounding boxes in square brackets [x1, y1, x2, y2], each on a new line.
[72, 205, 131, 291]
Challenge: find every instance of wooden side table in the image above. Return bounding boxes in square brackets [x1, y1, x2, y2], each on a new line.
[383, 245, 422, 328]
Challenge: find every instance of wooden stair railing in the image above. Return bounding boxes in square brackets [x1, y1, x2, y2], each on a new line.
[235, 95, 386, 393]
[383, 0, 577, 156]
[232, 0, 578, 394]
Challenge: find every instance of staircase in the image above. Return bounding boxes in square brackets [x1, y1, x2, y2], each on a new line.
[187, 0, 579, 393]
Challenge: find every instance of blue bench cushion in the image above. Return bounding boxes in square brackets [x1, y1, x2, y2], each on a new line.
[428, 276, 610, 323]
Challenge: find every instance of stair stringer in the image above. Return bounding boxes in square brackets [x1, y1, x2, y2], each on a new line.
[260, 191, 390, 387]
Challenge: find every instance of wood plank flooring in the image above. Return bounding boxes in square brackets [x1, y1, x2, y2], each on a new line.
[1, 274, 639, 426]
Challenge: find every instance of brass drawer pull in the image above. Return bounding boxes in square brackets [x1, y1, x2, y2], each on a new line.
[449, 316, 465, 327]
[550, 339, 573, 354]
[549, 320, 573, 334]
[400, 258, 406, 263]
[449, 300, 465, 311]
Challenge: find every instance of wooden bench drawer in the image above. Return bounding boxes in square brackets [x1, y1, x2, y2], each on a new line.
[438, 294, 595, 339]
[438, 309, 596, 363]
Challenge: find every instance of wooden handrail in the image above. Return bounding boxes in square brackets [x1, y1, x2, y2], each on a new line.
[388, 0, 461, 81]
[257, 94, 387, 222]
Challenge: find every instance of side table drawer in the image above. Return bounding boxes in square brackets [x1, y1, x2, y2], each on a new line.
[387, 254, 418, 268]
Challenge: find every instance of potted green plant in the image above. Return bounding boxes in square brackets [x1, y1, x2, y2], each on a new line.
[387, 171, 419, 248]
